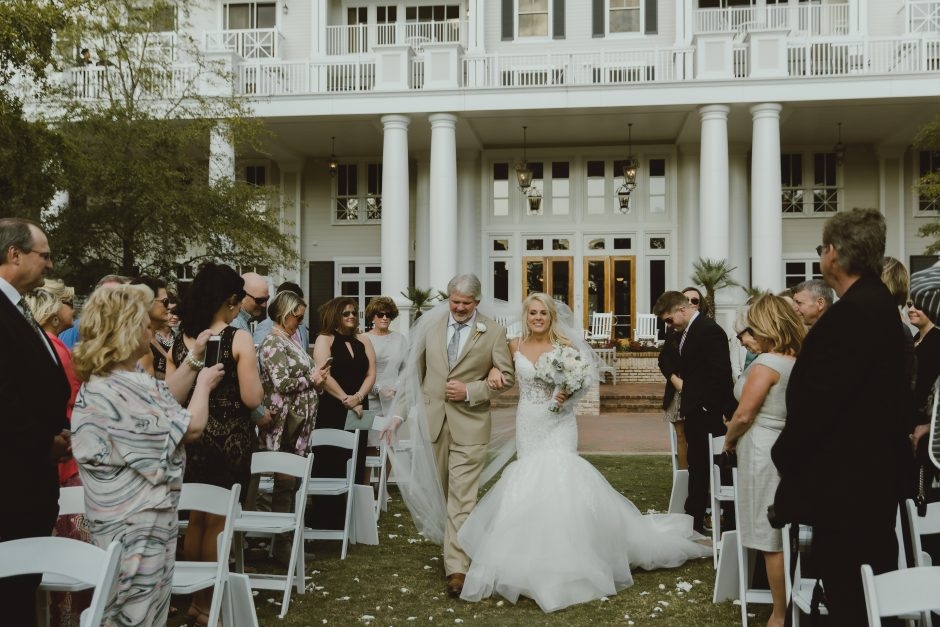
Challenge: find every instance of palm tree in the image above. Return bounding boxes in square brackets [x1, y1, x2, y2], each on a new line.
[741, 285, 771, 304]
[400, 286, 441, 321]
[690, 258, 739, 317]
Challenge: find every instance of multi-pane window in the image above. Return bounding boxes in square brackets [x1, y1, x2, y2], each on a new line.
[335, 163, 382, 223]
[919, 151, 940, 212]
[785, 260, 822, 288]
[338, 264, 382, 328]
[586, 160, 606, 215]
[781, 153, 803, 213]
[519, 0, 549, 37]
[648, 158, 666, 213]
[610, 0, 640, 33]
[812, 152, 838, 213]
[377, 6, 397, 23]
[367, 163, 382, 219]
[224, 2, 275, 29]
[245, 165, 266, 186]
[493, 162, 510, 217]
[551, 162, 570, 215]
[491, 238, 511, 302]
[405, 5, 460, 21]
[336, 164, 358, 221]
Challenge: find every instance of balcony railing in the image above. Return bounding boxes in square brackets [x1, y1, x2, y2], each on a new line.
[51, 35, 940, 99]
[695, 3, 849, 37]
[326, 19, 466, 55]
[59, 65, 200, 100]
[907, 0, 940, 33]
[204, 28, 281, 59]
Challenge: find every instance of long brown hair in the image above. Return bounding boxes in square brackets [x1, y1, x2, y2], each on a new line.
[318, 297, 358, 336]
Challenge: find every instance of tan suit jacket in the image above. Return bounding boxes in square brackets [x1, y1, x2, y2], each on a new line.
[420, 312, 515, 445]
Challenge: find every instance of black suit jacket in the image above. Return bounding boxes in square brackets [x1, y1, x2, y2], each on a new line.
[0, 288, 70, 523]
[772, 275, 911, 531]
[658, 329, 680, 410]
[677, 313, 735, 424]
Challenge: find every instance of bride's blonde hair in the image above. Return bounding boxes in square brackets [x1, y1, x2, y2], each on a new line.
[520, 292, 570, 346]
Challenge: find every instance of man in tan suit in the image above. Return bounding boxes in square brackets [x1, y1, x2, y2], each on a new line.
[389, 274, 514, 597]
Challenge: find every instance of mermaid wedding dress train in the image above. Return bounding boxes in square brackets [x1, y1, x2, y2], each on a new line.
[458, 351, 711, 612]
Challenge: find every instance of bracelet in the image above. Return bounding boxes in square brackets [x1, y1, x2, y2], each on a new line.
[184, 351, 205, 371]
[250, 404, 266, 421]
[354, 391, 363, 403]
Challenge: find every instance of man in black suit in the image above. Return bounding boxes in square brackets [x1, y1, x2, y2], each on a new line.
[0, 218, 71, 626]
[654, 290, 734, 532]
[773, 209, 910, 625]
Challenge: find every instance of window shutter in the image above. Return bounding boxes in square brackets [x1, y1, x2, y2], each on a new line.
[645, 0, 658, 34]
[592, 0, 604, 38]
[553, 0, 565, 39]
[308, 260, 334, 338]
[502, 0, 514, 40]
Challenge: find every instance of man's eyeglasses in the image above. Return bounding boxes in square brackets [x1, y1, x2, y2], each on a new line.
[154, 297, 170, 308]
[23, 248, 52, 261]
[246, 292, 269, 305]
[342, 310, 358, 318]
[688, 298, 700, 306]
[736, 326, 753, 342]
[374, 311, 396, 319]
[816, 244, 830, 257]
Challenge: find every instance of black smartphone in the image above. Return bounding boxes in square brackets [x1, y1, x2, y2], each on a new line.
[205, 335, 222, 368]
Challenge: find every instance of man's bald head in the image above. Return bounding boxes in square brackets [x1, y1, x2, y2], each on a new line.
[240, 272, 270, 318]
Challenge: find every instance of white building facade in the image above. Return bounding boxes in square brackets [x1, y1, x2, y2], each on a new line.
[66, 0, 940, 336]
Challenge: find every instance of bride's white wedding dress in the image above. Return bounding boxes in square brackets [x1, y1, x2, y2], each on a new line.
[458, 351, 711, 612]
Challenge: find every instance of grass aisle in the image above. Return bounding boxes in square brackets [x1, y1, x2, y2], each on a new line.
[252, 455, 759, 626]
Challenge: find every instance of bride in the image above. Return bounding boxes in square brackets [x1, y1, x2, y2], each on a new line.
[457, 292, 711, 612]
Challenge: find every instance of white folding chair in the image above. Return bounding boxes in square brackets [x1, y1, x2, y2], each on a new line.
[233, 452, 314, 618]
[4, 537, 122, 627]
[708, 433, 736, 568]
[366, 437, 389, 518]
[585, 312, 613, 344]
[592, 346, 618, 384]
[58, 485, 85, 516]
[732, 468, 773, 626]
[38, 485, 92, 624]
[173, 483, 241, 627]
[633, 313, 658, 343]
[906, 498, 940, 568]
[861, 564, 940, 627]
[304, 428, 360, 559]
[783, 523, 828, 627]
[667, 422, 688, 514]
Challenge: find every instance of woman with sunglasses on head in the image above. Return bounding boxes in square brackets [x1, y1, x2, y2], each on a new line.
[165, 262, 267, 626]
[310, 297, 376, 529]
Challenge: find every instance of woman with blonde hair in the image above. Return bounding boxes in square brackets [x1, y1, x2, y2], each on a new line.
[70, 285, 223, 626]
[723, 294, 805, 627]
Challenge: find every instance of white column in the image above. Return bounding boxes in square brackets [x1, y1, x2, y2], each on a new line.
[698, 105, 730, 262]
[209, 121, 235, 185]
[750, 103, 783, 293]
[678, 144, 700, 288]
[457, 150, 481, 276]
[468, 0, 484, 52]
[312, 0, 327, 57]
[381, 114, 411, 305]
[414, 153, 430, 289]
[728, 146, 750, 296]
[428, 113, 458, 292]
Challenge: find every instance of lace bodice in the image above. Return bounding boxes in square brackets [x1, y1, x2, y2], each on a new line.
[514, 351, 578, 458]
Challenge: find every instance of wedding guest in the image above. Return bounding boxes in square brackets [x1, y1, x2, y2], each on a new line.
[310, 297, 376, 527]
[71, 284, 223, 626]
[364, 295, 407, 412]
[231, 271, 269, 333]
[165, 262, 267, 624]
[791, 279, 834, 327]
[257, 291, 329, 524]
[59, 274, 129, 350]
[773, 209, 911, 625]
[723, 295, 804, 627]
[254, 281, 310, 350]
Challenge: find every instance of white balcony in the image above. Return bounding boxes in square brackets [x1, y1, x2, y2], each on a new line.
[694, 3, 849, 38]
[325, 20, 466, 56]
[204, 28, 281, 59]
[907, 0, 940, 33]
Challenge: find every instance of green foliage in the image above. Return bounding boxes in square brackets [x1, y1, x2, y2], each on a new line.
[690, 258, 739, 317]
[401, 287, 442, 320]
[742, 285, 771, 303]
[915, 115, 940, 253]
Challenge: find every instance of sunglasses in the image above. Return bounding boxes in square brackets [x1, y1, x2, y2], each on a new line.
[154, 297, 170, 307]
[342, 310, 359, 318]
[246, 292, 269, 305]
[736, 326, 753, 342]
[374, 311, 396, 319]
[62, 299, 74, 308]
[907, 301, 917, 310]
[815, 244, 829, 257]
[688, 297, 700, 306]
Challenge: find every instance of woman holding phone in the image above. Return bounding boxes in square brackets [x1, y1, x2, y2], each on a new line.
[166, 262, 267, 626]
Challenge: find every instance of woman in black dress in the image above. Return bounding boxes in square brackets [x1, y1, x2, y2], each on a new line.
[166, 262, 268, 625]
[311, 297, 376, 529]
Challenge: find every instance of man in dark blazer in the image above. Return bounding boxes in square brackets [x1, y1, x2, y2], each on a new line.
[654, 290, 734, 531]
[772, 209, 910, 625]
[0, 218, 71, 626]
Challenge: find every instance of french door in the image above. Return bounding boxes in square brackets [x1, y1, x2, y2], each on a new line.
[522, 256, 574, 306]
[583, 256, 635, 341]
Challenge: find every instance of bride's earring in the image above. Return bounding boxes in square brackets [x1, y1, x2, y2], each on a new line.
[51, 315, 60, 330]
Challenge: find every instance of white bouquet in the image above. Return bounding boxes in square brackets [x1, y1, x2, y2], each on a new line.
[534, 345, 592, 413]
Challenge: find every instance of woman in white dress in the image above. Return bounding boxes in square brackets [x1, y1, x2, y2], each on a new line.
[458, 292, 710, 613]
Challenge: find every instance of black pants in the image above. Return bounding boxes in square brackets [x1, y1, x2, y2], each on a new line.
[0, 507, 58, 627]
[812, 525, 901, 626]
[684, 410, 725, 526]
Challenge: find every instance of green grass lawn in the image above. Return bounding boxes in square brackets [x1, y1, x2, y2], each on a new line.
[243, 455, 763, 626]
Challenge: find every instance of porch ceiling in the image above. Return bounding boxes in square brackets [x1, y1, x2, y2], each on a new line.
[258, 98, 940, 162]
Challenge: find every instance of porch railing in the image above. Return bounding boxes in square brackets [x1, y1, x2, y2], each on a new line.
[204, 28, 281, 59]
[694, 3, 849, 37]
[786, 36, 940, 77]
[327, 20, 466, 55]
